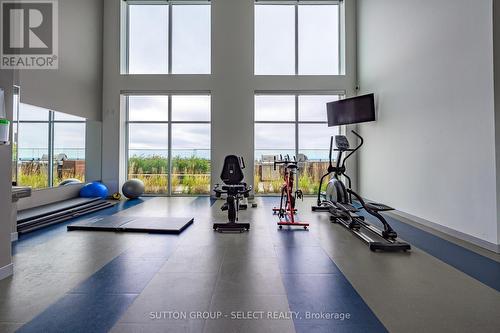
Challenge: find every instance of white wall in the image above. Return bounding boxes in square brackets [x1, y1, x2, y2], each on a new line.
[14, 0, 104, 203]
[101, 0, 358, 194]
[493, 0, 500, 248]
[0, 71, 15, 278]
[357, 0, 498, 246]
[18, 0, 103, 121]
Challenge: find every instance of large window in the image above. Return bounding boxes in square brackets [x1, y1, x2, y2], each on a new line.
[127, 94, 211, 195]
[254, 94, 340, 195]
[13, 100, 86, 189]
[255, 0, 340, 75]
[126, 1, 211, 74]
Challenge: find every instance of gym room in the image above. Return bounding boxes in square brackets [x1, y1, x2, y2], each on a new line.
[0, 0, 499, 332]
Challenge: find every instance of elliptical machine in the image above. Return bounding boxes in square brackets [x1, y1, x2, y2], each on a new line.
[312, 131, 410, 252]
[213, 155, 251, 232]
[272, 155, 309, 230]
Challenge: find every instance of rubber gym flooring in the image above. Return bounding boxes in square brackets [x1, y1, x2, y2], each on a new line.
[0, 197, 499, 333]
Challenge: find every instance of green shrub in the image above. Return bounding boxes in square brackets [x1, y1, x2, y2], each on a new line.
[128, 155, 210, 194]
[128, 155, 168, 174]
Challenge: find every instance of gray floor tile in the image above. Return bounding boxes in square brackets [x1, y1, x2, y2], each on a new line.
[204, 294, 295, 333]
[0, 322, 23, 333]
[118, 272, 218, 324]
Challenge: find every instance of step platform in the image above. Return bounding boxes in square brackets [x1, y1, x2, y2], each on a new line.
[68, 216, 194, 234]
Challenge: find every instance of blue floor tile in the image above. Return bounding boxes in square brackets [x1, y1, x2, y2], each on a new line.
[272, 228, 319, 247]
[13, 198, 150, 254]
[71, 256, 165, 295]
[275, 246, 342, 274]
[17, 293, 137, 333]
[294, 323, 386, 333]
[282, 274, 387, 332]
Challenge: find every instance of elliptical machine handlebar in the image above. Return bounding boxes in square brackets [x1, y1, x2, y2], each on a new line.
[328, 136, 334, 168]
[341, 130, 364, 170]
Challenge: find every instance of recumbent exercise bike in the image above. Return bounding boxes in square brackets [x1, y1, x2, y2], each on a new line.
[213, 155, 251, 232]
[312, 130, 411, 252]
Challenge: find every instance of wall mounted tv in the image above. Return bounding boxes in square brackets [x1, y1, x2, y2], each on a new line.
[327, 93, 375, 127]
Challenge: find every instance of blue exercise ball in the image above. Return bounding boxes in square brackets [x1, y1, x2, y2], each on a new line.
[80, 182, 109, 199]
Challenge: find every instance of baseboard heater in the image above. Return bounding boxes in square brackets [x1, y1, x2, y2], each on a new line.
[17, 197, 115, 234]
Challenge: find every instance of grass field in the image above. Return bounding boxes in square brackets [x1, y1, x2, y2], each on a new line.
[17, 156, 327, 196]
[254, 161, 329, 195]
[17, 162, 85, 189]
[128, 155, 211, 194]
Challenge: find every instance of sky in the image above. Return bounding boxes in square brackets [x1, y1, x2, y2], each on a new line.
[16, 3, 340, 160]
[254, 4, 339, 75]
[17, 104, 85, 154]
[255, 95, 339, 152]
[128, 4, 211, 74]
[128, 95, 211, 152]
[128, 3, 339, 75]
[17, 94, 338, 160]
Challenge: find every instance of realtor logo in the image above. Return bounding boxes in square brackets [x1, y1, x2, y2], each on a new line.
[1, 0, 58, 69]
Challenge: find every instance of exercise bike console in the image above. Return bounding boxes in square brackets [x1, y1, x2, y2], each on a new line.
[335, 135, 350, 151]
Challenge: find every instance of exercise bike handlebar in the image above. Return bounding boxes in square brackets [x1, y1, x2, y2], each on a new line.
[274, 155, 298, 170]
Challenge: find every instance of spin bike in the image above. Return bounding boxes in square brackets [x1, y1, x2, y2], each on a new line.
[312, 131, 410, 252]
[272, 155, 309, 230]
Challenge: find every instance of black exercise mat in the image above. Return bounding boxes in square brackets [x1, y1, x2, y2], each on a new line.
[18, 197, 102, 223]
[18, 201, 116, 234]
[18, 201, 113, 229]
[67, 216, 194, 234]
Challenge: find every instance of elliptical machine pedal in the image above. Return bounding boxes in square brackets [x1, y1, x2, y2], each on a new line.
[314, 131, 411, 252]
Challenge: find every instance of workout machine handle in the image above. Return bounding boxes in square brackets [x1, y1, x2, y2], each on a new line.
[328, 136, 334, 168]
[341, 130, 364, 169]
[351, 130, 364, 148]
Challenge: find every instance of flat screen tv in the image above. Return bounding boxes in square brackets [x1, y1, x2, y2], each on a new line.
[327, 94, 375, 127]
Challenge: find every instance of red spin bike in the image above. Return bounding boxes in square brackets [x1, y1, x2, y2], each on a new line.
[272, 155, 309, 230]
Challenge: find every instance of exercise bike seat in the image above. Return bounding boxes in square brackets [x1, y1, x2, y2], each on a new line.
[364, 202, 394, 212]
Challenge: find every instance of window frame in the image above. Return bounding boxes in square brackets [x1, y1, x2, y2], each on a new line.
[125, 92, 212, 196]
[254, 0, 344, 76]
[13, 93, 87, 189]
[254, 91, 345, 195]
[123, 0, 212, 75]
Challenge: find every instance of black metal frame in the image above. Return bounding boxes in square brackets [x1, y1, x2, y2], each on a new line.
[312, 130, 411, 252]
[213, 156, 251, 232]
[272, 155, 308, 229]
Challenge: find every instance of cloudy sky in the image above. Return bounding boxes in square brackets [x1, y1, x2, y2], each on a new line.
[17, 104, 85, 156]
[17, 3, 340, 160]
[255, 4, 339, 75]
[129, 95, 211, 151]
[128, 4, 211, 74]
